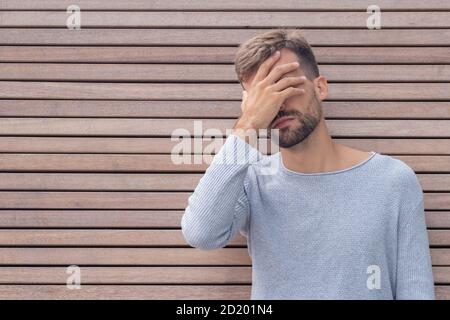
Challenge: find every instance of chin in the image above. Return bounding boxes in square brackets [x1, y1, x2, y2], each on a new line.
[278, 137, 305, 149]
[270, 128, 301, 148]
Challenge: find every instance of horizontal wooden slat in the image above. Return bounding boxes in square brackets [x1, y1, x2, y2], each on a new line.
[2, 12, 450, 28]
[1, 47, 449, 64]
[0, 229, 245, 246]
[0, 118, 449, 137]
[418, 175, 450, 191]
[2, 63, 450, 82]
[0, 210, 447, 229]
[0, 173, 202, 191]
[2, 29, 450, 46]
[0, 118, 234, 136]
[0, 248, 251, 265]
[0, 118, 232, 136]
[0, 155, 449, 172]
[0, 173, 447, 191]
[429, 231, 450, 246]
[0, 137, 448, 154]
[427, 212, 450, 229]
[431, 249, 450, 265]
[396, 156, 450, 172]
[0, 266, 448, 284]
[0, 285, 252, 300]
[1, 100, 449, 119]
[2, 82, 449, 100]
[0, 248, 446, 265]
[0, 210, 184, 228]
[0, 100, 247, 118]
[0, 192, 447, 209]
[433, 267, 450, 284]
[0, 191, 191, 209]
[0, 229, 447, 246]
[2, 0, 450, 10]
[0, 155, 208, 171]
[0, 266, 252, 284]
[434, 286, 450, 300]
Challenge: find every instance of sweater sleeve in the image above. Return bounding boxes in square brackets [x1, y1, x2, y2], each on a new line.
[395, 194, 435, 299]
[181, 134, 262, 250]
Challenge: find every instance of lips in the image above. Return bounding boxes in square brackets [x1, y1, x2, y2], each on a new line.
[271, 116, 295, 129]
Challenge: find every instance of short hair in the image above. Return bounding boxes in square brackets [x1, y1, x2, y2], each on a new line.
[234, 28, 320, 87]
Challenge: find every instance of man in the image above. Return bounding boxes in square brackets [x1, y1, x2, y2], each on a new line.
[181, 29, 435, 299]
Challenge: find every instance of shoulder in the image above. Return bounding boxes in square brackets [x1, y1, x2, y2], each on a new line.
[242, 152, 281, 191]
[375, 153, 423, 202]
[376, 153, 419, 184]
[247, 151, 280, 175]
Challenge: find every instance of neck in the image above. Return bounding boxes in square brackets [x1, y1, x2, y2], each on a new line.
[280, 117, 340, 174]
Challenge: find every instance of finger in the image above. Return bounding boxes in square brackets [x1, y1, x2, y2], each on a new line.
[279, 87, 305, 101]
[250, 50, 280, 87]
[270, 76, 307, 92]
[263, 61, 301, 87]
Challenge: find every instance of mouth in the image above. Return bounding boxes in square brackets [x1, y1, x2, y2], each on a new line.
[271, 116, 296, 129]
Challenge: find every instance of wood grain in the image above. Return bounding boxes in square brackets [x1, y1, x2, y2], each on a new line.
[2, 12, 450, 28]
[1, 29, 450, 46]
[0, 285, 252, 300]
[2, 0, 450, 10]
[0, 248, 252, 265]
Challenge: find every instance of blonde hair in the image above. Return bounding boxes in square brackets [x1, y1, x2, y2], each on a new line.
[234, 28, 319, 85]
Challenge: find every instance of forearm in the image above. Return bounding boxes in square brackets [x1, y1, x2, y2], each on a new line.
[181, 133, 261, 250]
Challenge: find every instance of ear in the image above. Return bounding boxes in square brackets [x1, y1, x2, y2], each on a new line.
[313, 75, 328, 101]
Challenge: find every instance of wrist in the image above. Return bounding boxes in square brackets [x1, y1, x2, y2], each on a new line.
[232, 120, 259, 147]
[233, 116, 259, 131]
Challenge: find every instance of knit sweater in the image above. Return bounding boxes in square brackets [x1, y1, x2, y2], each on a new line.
[181, 134, 435, 299]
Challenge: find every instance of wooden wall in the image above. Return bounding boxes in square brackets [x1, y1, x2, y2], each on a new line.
[0, 0, 449, 299]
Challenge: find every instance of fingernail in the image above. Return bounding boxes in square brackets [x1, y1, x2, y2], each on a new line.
[274, 50, 280, 56]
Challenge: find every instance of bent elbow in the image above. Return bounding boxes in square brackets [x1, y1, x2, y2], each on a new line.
[180, 213, 228, 250]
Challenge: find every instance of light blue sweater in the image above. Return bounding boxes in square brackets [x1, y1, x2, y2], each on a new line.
[181, 134, 435, 299]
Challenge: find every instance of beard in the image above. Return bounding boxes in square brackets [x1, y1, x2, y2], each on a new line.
[269, 93, 322, 148]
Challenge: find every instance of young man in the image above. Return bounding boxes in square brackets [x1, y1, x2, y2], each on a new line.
[181, 29, 435, 299]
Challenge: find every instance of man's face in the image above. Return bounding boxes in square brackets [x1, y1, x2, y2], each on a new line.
[242, 48, 324, 148]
